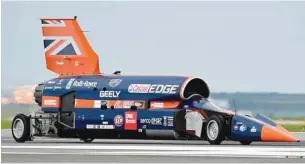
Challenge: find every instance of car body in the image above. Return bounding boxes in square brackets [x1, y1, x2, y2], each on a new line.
[11, 16, 299, 145]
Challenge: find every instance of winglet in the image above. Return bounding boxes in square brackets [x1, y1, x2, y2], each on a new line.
[41, 16, 101, 76]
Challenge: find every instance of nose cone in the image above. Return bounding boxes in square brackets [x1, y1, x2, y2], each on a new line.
[261, 125, 300, 142]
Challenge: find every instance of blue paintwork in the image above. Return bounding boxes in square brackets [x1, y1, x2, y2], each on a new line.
[231, 114, 263, 141]
[254, 114, 278, 126]
[74, 109, 176, 130]
[42, 75, 188, 112]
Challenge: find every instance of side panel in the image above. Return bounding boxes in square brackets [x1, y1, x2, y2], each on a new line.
[74, 109, 177, 131]
[231, 114, 263, 141]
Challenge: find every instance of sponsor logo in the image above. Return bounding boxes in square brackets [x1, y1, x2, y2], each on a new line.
[151, 102, 164, 108]
[57, 79, 64, 85]
[250, 126, 257, 132]
[233, 125, 238, 130]
[134, 102, 144, 107]
[125, 112, 137, 130]
[66, 78, 76, 89]
[114, 115, 123, 127]
[101, 101, 108, 106]
[108, 79, 122, 88]
[47, 81, 56, 84]
[239, 124, 247, 132]
[74, 61, 80, 66]
[151, 118, 162, 125]
[128, 84, 179, 94]
[56, 61, 64, 65]
[100, 115, 104, 120]
[73, 80, 97, 88]
[140, 119, 151, 124]
[44, 86, 53, 90]
[102, 121, 108, 125]
[53, 86, 62, 89]
[163, 116, 167, 126]
[167, 116, 174, 126]
[100, 91, 121, 98]
[43, 100, 57, 106]
[140, 118, 164, 125]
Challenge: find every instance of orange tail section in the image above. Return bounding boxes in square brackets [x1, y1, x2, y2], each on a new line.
[41, 16, 100, 76]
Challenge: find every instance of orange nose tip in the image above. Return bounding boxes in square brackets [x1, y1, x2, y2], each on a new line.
[261, 125, 299, 142]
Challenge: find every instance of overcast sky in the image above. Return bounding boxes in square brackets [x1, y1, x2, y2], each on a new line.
[2, 1, 305, 93]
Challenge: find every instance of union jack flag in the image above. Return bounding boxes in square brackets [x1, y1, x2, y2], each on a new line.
[43, 36, 81, 55]
[41, 20, 66, 27]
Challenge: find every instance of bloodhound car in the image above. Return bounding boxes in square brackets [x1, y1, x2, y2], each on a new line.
[11, 16, 300, 145]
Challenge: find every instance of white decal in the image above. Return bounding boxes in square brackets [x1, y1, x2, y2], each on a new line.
[66, 78, 76, 89]
[108, 79, 122, 88]
[140, 119, 151, 124]
[86, 125, 94, 129]
[44, 86, 53, 90]
[73, 80, 97, 88]
[47, 81, 56, 84]
[126, 113, 136, 124]
[86, 124, 114, 129]
[163, 116, 167, 126]
[114, 115, 123, 127]
[128, 84, 179, 94]
[239, 124, 247, 132]
[54, 86, 62, 89]
[151, 102, 164, 108]
[251, 126, 257, 132]
[56, 61, 64, 65]
[99, 91, 121, 98]
[167, 116, 174, 126]
[151, 118, 162, 125]
[44, 100, 57, 106]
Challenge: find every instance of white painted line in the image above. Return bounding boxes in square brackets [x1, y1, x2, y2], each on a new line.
[2, 145, 305, 152]
[2, 151, 305, 158]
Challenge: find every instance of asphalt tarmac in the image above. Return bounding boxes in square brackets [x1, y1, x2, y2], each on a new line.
[1, 130, 305, 163]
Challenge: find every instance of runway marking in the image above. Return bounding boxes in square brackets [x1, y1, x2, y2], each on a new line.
[2, 145, 305, 158]
[2, 145, 305, 152]
[2, 150, 305, 158]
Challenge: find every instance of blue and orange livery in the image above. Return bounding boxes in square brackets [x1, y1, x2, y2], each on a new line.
[10, 16, 299, 144]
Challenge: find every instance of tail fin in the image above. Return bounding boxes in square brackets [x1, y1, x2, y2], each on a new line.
[41, 16, 100, 76]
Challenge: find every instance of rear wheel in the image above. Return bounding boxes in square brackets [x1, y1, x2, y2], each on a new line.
[205, 115, 225, 145]
[11, 114, 30, 143]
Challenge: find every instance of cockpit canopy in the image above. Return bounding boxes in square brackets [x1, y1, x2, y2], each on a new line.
[192, 98, 224, 112]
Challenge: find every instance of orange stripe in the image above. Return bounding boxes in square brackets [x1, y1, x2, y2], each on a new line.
[75, 99, 95, 108]
[42, 96, 60, 108]
[150, 101, 180, 109]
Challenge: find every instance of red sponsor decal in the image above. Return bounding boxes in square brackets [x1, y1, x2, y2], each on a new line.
[114, 115, 123, 127]
[124, 112, 137, 130]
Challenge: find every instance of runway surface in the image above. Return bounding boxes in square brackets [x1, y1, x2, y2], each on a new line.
[2, 130, 305, 163]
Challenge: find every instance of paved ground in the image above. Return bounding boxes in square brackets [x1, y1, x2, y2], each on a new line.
[2, 130, 305, 163]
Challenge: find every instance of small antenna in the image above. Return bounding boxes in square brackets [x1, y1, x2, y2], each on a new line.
[232, 99, 237, 113]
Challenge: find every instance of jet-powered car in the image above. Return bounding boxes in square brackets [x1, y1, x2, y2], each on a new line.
[11, 16, 299, 145]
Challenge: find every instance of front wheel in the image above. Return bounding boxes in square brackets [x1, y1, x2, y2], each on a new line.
[205, 115, 225, 145]
[80, 137, 94, 143]
[11, 114, 30, 143]
[240, 141, 252, 145]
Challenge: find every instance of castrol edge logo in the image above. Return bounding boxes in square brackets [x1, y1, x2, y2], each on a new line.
[128, 84, 179, 94]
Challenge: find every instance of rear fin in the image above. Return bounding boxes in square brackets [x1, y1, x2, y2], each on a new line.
[41, 16, 101, 76]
